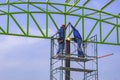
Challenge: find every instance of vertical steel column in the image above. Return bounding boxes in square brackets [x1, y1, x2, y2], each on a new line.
[99, 12, 102, 42]
[116, 17, 119, 43]
[82, 7, 84, 40]
[46, 0, 49, 37]
[65, 40, 70, 80]
[7, 0, 10, 33]
[27, 0, 29, 36]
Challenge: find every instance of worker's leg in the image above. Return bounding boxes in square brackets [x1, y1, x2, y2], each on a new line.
[54, 43, 61, 58]
[77, 49, 84, 57]
[57, 43, 61, 54]
[59, 42, 65, 55]
[77, 39, 84, 57]
[57, 42, 64, 54]
[55, 43, 64, 58]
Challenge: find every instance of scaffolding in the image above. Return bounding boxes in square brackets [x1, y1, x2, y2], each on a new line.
[50, 35, 98, 80]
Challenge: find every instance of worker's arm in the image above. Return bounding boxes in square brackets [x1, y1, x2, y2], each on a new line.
[65, 22, 71, 29]
[51, 31, 58, 38]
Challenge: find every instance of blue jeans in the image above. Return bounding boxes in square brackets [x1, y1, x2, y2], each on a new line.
[57, 42, 65, 54]
[77, 39, 84, 57]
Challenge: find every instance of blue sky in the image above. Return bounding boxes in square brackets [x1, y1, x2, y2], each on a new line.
[0, 0, 120, 80]
[0, 36, 50, 80]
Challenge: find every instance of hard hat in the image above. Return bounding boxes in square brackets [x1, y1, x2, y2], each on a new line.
[61, 24, 65, 28]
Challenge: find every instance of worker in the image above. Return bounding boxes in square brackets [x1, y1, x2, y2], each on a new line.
[51, 23, 70, 58]
[70, 23, 85, 57]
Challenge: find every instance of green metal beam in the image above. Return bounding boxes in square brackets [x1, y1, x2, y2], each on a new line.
[65, 0, 70, 3]
[0, 2, 120, 18]
[49, 4, 63, 13]
[85, 21, 99, 41]
[83, 0, 90, 6]
[66, 0, 80, 13]
[82, 7, 84, 40]
[0, 1, 120, 46]
[0, 26, 6, 33]
[101, 0, 114, 10]
[85, 11, 98, 17]
[74, 0, 80, 5]
[10, 14, 26, 35]
[99, 12, 102, 42]
[46, 0, 49, 37]
[7, 0, 10, 33]
[49, 14, 58, 30]
[102, 16, 115, 21]
[26, 0, 29, 36]
[103, 25, 115, 42]
[29, 13, 45, 37]
[116, 17, 119, 44]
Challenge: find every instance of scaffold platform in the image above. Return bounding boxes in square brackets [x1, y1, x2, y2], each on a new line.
[56, 67, 95, 73]
[52, 55, 94, 62]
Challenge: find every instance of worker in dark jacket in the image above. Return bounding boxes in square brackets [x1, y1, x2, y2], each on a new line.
[70, 23, 85, 57]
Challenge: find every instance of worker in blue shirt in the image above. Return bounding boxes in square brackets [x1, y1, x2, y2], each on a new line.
[70, 23, 85, 57]
[52, 23, 70, 58]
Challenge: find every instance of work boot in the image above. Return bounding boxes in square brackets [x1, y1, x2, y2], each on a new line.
[54, 54, 61, 58]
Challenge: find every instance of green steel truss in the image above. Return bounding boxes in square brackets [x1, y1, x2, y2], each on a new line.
[0, 0, 120, 45]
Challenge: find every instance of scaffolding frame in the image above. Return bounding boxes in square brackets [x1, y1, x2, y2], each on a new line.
[50, 35, 98, 80]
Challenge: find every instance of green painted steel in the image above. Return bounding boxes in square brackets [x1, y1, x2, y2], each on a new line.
[0, 0, 120, 45]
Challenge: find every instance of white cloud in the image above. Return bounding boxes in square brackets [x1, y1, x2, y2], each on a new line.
[0, 36, 42, 52]
[0, 57, 49, 70]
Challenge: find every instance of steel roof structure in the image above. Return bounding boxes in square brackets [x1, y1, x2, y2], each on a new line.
[0, 0, 120, 45]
